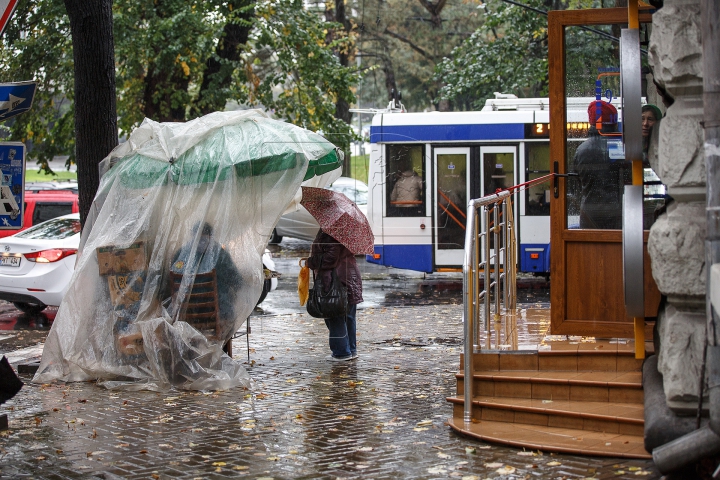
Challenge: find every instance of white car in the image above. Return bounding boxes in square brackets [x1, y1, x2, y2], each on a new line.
[270, 177, 368, 243]
[0, 213, 277, 313]
[0, 213, 80, 314]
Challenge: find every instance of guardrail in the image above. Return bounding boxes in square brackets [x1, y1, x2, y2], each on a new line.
[462, 189, 517, 423]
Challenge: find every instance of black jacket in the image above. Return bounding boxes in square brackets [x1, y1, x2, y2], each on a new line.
[573, 127, 631, 229]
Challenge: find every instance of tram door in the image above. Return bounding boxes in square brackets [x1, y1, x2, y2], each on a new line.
[434, 147, 470, 267]
[480, 147, 517, 263]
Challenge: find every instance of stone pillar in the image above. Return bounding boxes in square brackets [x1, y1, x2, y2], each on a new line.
[647, 0, 706, 413]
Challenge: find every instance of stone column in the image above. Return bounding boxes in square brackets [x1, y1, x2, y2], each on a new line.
[647, 0, 706, 413]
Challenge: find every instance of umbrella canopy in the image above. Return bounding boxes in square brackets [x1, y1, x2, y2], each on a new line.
[300, 186, 374, 255]
[35, 110, 344, 393]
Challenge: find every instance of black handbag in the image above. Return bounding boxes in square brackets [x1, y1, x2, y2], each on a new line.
[306, 267, 348, 319]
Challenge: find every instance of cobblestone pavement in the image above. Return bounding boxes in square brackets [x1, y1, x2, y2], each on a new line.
[0, 305, 659, 479]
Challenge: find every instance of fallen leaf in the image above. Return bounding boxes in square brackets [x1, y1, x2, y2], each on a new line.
[212, 462, 226, 466]
[465, 447, 476, 454]
[484, 462, 503, 468]
[139, 450, 148, 454]
[496, 466, 516, 474]
[438, 452, 451, 459]
[547, 461, 562, 466]
[416, 419, 433, 426]
[233, 466, 249, 470]
[517, 451, 535, 456]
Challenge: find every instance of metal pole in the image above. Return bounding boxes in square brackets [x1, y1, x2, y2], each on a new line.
[507, 197, 517, 310]
[502, 200, 509, 310]
[494, 204, 501, 330]
[474, 213, 481, 348]
[462, 200, 477, 424]
[484, 206, 491, 334]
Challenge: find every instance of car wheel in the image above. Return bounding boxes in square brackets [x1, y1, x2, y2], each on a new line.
[13, 302, 47, 314]
[256, 279, 271, 306]
[269, 229, 283, 244]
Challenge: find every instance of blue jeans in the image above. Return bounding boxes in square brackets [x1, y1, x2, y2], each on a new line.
[324, 304, 357, 358]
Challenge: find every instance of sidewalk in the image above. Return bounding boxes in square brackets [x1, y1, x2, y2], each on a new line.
[0, 305, 658, 479]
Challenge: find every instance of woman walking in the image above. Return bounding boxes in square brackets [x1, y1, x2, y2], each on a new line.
[307, 229, 363, 361]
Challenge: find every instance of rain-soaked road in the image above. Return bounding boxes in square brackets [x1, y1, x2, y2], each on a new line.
[0, 237, 660, 479]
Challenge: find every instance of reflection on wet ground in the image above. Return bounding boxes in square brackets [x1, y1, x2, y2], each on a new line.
[0, 304, 56, 332]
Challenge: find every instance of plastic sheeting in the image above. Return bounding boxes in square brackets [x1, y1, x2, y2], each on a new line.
[33, 110, 342, 391]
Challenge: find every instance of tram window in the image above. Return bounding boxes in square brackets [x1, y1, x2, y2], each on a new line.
[386, 144, 425, 217]
[525, 144, 551, 216]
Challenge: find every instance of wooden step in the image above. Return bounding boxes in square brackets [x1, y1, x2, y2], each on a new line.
[461, 349, 645, 373]
[447, 395, 644, 436]
[450, 347, 649, 457]
[456, 370, 643, 403]
[446, 417, 650, 459]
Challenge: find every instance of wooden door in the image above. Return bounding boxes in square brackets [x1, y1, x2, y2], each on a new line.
[548, 8, 661, 337]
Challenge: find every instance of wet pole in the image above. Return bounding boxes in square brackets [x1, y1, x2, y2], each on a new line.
[463, 199, 477, 423]
[502, 198, 511, 313]
[474, 212, 482, 348]
[494, 204, 501, 331]
[484, 206, 491, 336]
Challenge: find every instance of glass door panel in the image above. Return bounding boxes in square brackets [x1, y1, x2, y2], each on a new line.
[434, 148, 469, 266]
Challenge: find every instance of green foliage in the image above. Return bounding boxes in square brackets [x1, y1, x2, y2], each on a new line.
[0, 0, 358, 169]
[250, 0, 359, 152]
[435, 0, 549, 110]
[353, 0, 484, 111]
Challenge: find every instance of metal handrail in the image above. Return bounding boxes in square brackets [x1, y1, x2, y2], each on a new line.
[462, 190, 516, 423]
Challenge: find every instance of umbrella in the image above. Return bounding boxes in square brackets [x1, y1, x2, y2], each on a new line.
[300, 186, 374, 255]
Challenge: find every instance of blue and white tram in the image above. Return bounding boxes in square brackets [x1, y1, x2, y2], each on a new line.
[365, 95, 594, 274]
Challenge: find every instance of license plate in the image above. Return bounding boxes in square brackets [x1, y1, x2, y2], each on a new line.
[1, 256, 20, 267]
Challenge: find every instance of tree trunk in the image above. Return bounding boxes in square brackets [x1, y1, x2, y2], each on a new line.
[196, 4, 255, 115]
[63, 0, 118, 228]
[327, 0, 353, 175]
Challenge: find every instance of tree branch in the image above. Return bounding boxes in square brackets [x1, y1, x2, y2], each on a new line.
[383, 28, 429, 58]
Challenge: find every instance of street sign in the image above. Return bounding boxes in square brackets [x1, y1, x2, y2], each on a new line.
[0, 142, 25, 229]
[0, 0, 18, 37]
[0, 81, 36, 122]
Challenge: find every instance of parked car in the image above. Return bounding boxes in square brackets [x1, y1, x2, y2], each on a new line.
[0, 190, 80, 239]
[0, 213, 81, 314]
[270, 177, 368, 243]
[0, 212, 278, 314]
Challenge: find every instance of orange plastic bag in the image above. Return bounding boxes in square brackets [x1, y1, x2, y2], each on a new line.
[298, 258, 309, 306]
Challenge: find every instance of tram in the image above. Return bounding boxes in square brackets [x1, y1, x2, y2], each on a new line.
[365, 94, 609, 274]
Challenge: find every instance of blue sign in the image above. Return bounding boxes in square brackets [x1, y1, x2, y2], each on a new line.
[0, 142, 25, 229]
[0, 81, 36, 122]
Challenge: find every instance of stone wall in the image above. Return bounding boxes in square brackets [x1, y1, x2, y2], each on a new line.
[647, 0, 706, 413]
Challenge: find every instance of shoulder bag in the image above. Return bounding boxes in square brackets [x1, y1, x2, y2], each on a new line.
[306, 259, 348, 318]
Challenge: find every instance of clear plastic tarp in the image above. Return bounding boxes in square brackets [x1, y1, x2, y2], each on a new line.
[33, 110, 342, 391]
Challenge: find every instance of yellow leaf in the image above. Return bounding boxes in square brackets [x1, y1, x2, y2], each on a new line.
[181, 61, 190, 76]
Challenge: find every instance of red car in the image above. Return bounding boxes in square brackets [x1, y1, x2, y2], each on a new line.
[0, 190, 80, 239]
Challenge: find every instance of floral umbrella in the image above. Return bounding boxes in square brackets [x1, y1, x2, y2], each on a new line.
[300, 186, 374, 255]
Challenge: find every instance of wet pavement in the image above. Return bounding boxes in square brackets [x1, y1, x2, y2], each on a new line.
[0, 303, 659, 479]
[0, 237, 657, 478]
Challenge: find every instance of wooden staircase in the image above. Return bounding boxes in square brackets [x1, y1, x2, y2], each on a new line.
[447, 343, 651, 458]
